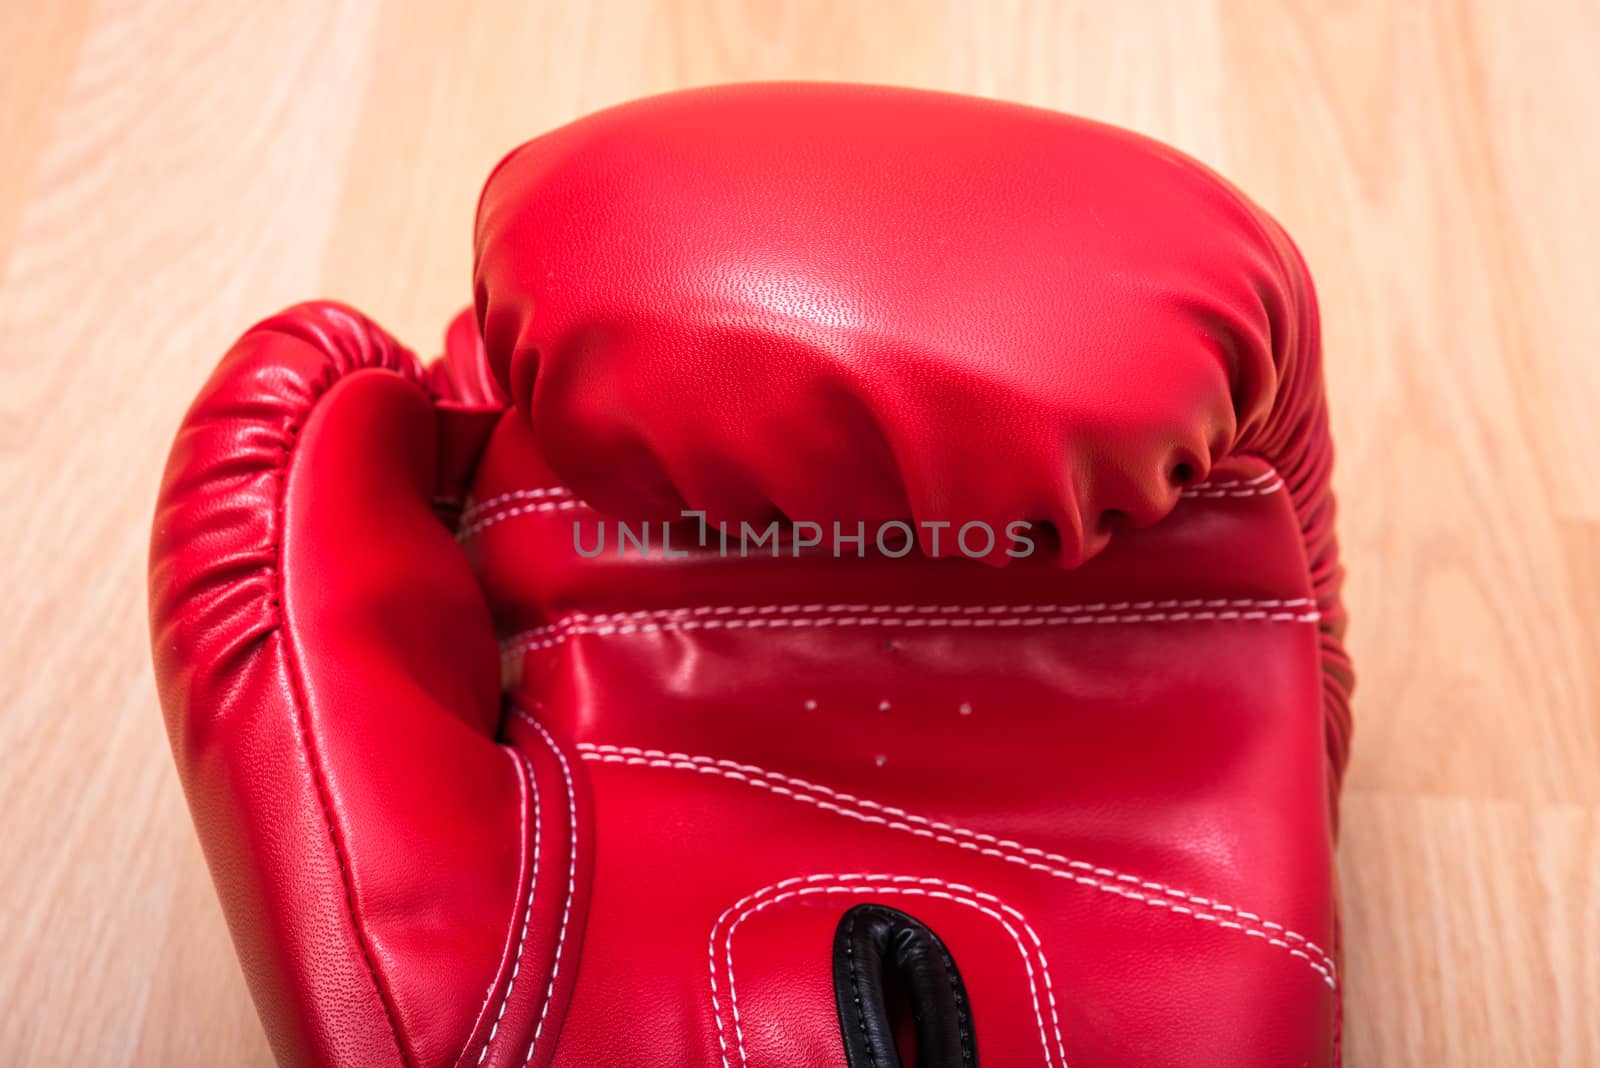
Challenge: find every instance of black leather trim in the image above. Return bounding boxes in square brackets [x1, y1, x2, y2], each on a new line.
[832, 903, 978, 1068]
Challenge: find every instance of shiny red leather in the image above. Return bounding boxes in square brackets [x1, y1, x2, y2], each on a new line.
[150, 83, 1352, 1067]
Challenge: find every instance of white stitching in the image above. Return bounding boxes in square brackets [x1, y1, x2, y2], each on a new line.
[1181, 471, 1282, 497]
[516, 598, 1313, 626]
[460, 487, 576, 527]
[583, 746, 1335, 989]
[511, 708, 579, 1067]
[1197, 470, 1278, 487]
[499, 599, 1320, 657]
[588, 747, 1336, 981]
[473, 750, 540, 1064]
[717, 879, 1064, 1068]
[1180, 482, 1283, 498]
[711, 875, 1067, 1068]
[460, 497, 584, 541]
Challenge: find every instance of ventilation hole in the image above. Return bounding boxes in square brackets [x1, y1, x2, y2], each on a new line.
[1171, 461, 1195, 486]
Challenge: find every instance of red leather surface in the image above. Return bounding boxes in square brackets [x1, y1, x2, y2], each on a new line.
[470, 420, 1337, 1067]
[151, 83, 1351, 1066]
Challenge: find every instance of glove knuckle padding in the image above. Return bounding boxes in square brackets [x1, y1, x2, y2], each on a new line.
[476, 82, 1350, 800]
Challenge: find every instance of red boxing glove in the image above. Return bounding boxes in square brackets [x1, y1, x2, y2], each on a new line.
[151, 84, 1352, 1067]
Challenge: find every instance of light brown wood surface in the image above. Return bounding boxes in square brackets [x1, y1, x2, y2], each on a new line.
[2, 2, 1596, 1065]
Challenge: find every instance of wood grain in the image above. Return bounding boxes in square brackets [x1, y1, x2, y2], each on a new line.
[1, 1, 1594, 1064]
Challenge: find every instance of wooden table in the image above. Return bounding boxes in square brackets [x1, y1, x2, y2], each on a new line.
[2, 2, 1595, 1064]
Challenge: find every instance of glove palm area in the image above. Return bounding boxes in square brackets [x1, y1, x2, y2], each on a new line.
[151, 84, 1352, 1067]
